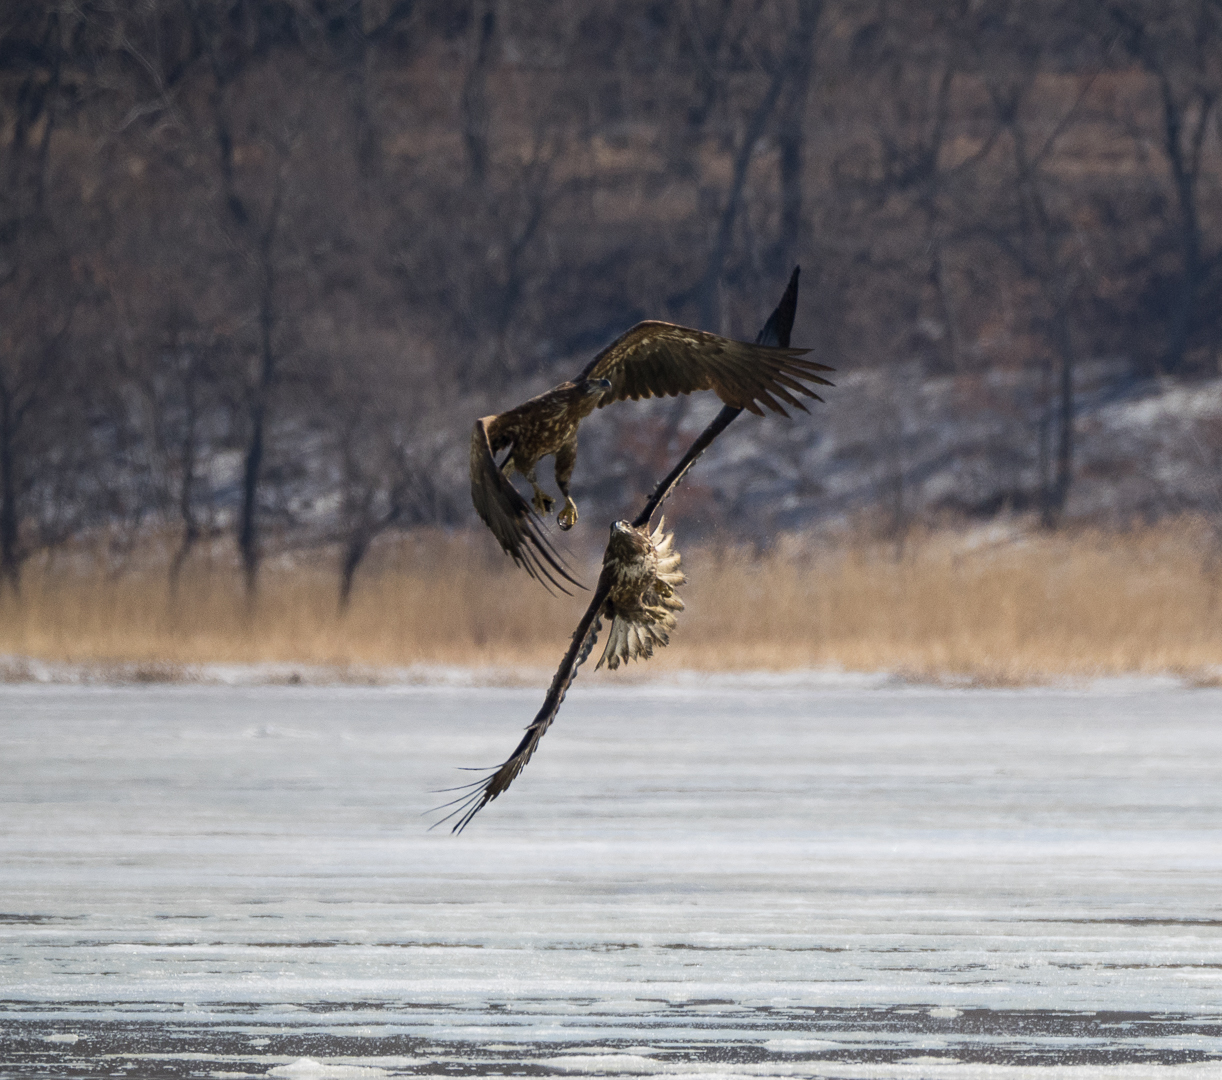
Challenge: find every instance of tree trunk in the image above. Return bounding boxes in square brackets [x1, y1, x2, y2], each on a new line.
[462, 0, 497, 188]
[1157, 75, 1213, 372]
[168, 379, 201, 596]
[238, 398, 264, 600]
[338, 529, 370, 612]
[699, 64, 789, 330]
[239, 258, 275, 601]
[773, 0, 823, 275]
[335, 0, 379, 177]
[238, 205, 281, 601]
[0, 388, 19, 594]
[1041, 307, 1075, 527]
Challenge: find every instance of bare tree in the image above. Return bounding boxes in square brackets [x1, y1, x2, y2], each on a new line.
[0, 4, 75, 591]
[183, 1, 326, 598]
[975, 8, 1101, 524]
[112, 301, 230, 588]
[682, 0, 827, 329]
[462, 0, 498, 188]
[0, 265, 72, 592]
[320, 346, 422, 609]
[1107, 0, 1222, 373]
[773, 0, 823, 275]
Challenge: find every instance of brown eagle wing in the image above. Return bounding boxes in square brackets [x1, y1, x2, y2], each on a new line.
[580, 320, 833, 417]
[435, 588, 610, 834]
[469, 417, 582, 593]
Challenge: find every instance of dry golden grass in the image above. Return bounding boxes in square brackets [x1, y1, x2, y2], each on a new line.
[674, 522, 1222, 684]
[2, 520, 1222, 683]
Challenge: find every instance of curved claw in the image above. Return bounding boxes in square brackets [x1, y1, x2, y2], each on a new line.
[557, 498, 578, 531]
[532, 490, 556, 516]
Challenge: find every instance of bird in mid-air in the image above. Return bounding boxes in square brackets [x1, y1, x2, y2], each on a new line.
[594, 517, 685, 671]
[469, 321, 833, 590]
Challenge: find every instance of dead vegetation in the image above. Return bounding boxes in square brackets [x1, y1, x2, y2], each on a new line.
[3, 520, 1220, 684]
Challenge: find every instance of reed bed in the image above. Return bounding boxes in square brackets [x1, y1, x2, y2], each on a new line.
[2, 520, 1221, 683]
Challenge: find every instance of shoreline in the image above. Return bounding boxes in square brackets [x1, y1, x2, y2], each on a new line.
[3, 654, 1218, 692]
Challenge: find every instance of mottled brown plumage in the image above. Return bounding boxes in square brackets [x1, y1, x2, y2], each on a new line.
[470, 321, 832, 588]
[595, 518, 685, 670]
[470, 379, 609, 591]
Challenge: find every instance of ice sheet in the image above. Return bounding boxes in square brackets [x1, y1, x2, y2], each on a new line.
[2, 682, 1221, 1076]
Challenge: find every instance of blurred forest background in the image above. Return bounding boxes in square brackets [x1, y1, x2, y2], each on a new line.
[4, 0, 1222, 625]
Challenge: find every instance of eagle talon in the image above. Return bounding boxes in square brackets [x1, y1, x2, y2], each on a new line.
[557, 499, 578, 531]
[532, 491, 556, 515]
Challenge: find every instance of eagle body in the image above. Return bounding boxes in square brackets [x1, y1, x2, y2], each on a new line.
[485, 380, 605, 487]
[470, 378, 610, 591]
[596, 519, 685, 670]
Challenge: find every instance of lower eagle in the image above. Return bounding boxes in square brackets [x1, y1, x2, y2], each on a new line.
[435, 516, 687, 833]
[595, 518, 685, 670]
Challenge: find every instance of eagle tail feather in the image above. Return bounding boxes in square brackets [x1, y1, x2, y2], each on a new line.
[596, 607, 677, 671]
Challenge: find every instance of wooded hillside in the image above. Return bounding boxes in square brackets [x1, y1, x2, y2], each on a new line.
[4, 0, 1222, 599]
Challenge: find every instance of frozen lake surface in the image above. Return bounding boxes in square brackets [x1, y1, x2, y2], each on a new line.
[2, 680, 1222, 1078]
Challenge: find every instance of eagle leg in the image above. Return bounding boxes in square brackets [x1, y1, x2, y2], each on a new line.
[523, 467, 555, 516]
[555, 437, 579, 531]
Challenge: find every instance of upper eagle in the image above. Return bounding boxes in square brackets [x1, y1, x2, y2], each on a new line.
[470, 321, 833, 590]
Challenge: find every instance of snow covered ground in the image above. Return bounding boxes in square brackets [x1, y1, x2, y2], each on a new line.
[2, 681, 1222, 1077]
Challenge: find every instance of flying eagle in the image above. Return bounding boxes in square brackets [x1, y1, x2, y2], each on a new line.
[470, 321, 833, 589]
[596, 518, 685, 671]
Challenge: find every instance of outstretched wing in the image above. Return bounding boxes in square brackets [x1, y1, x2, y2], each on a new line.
[581, 321, 833, 417]
[469, 417, 582, 593]
[435, 600, 608, 834]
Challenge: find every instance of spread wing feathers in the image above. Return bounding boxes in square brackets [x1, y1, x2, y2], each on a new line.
[469, 417, 582, 593]
[434, 610, 607, 834]
[651, 518, 684, 582]
[434, 720, 548, 834]
[597, 519, 686, 671]
[581, 321, 834, 418]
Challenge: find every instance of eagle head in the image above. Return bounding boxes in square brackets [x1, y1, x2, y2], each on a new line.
[606, 520, 651, 562]
[580, 377, 613, 398]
